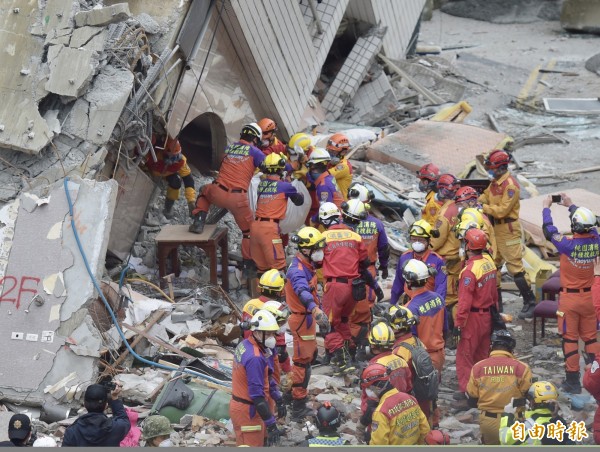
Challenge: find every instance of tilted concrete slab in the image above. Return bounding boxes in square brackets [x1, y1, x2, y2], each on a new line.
[70, 26, 107, 52]
[62, 98, 90, 140]
[45, 46, 98, 99]
[0, 178, 118, 405]
[85, 65, 134, 145]
[74, 3, 131, 28]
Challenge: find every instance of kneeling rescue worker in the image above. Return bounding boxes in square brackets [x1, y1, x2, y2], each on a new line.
[231, 309, 285, 447]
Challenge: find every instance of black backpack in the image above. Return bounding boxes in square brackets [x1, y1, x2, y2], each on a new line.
[396, 341, 439, 401]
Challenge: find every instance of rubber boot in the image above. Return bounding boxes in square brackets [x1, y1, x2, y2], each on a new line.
[189, 211, 207, 233]
[355, 345, 367, 364]
[561, 371, 582, 394]
[163, 199, 175, 219]
[187, 201, 196, 218]
[290, 398, 313, 422]
[282, 390, 293, 406]
[514, 272, 536, 319]
[497, 287, 503, 313]
[333, 344, 356, 376]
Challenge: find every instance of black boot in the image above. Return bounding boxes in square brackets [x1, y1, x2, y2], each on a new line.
[333, 344, 356, 376]
[561, 371, 582, 394]
[355, 345, 367, 363]
[497, 287, 503, 313]
[163, 199, 175, 219]
[514, 272, 536, 319]
[189, 211, 207, 233]
[187, 201, 196, 218]
[290, 398, 313, 422]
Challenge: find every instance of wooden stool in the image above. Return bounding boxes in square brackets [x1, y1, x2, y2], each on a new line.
[532, 299, 558, 346]
[155, 224, 229, 292]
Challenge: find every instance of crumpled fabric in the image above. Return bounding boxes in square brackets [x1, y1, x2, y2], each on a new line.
[119, 408, 141, 447]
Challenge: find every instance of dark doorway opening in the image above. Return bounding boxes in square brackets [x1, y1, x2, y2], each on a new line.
[178, 112, 227, 174]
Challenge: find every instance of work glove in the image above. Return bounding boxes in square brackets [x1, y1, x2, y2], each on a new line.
[312, 307, 331, 334]
[452, 326, 461, 343]
[503, 397, 517, 415]
[375, 286, 385, 302]
[266, 423, 282, 446]
[379, 266, 389, 279]
[276, 398, 287, 419]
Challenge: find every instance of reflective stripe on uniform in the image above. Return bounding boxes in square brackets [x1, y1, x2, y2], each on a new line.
[240, 425, 263, 432]
[300, 335, 316, 340]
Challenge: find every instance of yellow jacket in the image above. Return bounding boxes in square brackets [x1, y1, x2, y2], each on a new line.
[328, 158, 353, 201]
[479, 172, 521, 221]
[430, 200, 460, 259]
[370, 388, 430, 445]
[422, 191, 443, 226]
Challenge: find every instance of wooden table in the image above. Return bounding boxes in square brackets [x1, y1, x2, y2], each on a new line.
[155, 224, 229, 292]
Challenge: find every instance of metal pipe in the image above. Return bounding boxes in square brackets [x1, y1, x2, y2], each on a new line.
[308, 0, 323, 35]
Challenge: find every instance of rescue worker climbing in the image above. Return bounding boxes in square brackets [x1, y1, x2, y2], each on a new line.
[454, 228, 498, 405]
[307, 148, 344, 224]
[190, 123, 265, 278]
[391, 219, 447, 304]
[542, 193, 600, 393]
[250, 153, 303, 275]
[466, 329, 532, 445]
[145, 134, 196, 219]
[361, 362, 430, 445]
[346, 184, 390, 362]
[479, 149, 536, 319]
[230, 309, 285, 447]
[257, 118, 286, 155]
[402, 259, 447, 374]
[430, 174, 461, 329]
[286, 227, 331, 422]
[321, 199, 383, 375]
[416, 163, 442, 226]
[499, 380, 574, 445]
[326, 133, 353, 201]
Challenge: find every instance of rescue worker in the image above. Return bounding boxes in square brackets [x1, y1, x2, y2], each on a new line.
[346, 185, 390, 362]
[257, 118, 286, 155]
[145, 134, 196, 219]
[454, 228, 498, 404]
[499, 381, 574, 445]
[241, 269, 287, 339]
[455, 189, 498, 261]
[142, 415, 173, 447]
[298, 402, 348, 446]
[190, 124, 265, 276]
[361, 362, 430, 445]
[583, 350, 600, 444]
[466, 329, 531, 445]
[402, 259, 447, 374]
[390, 219, 447, 305]
[230, 309, 285, 447]
[430, 174, 461, 327]
[321, 200, 384, 375]
[542, 193, 600, 393]
[307, 148, 344, 224]
[262, 300, 291, 386]
[286, 133, 313, 182]
[416, 163, 442, 226]
[286, 227, 331, 422]
[250, 153, 303, 275]
[479, 149, 537, 319]
[325, 133, 353, 201]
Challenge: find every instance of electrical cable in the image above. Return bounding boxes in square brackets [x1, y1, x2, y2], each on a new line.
[63, 177, 231, 387]
[125, 278, 175, 303]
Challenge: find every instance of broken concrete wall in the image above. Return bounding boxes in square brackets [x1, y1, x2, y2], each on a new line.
[561, 0, 600, 34]
[0, 177, 118, 405]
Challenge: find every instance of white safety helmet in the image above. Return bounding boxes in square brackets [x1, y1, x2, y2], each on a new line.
[348, 183, 375, 203]
[250, 309, 279, 331]
[402, 259, 431, 283]
[571, 206, 597, 233]
[341, 199, 368, 222]
[261, 300, 290, 323]
[241, 123, 262, 142]
[307, 147, 331, 165]
[319, 202, 340, 224]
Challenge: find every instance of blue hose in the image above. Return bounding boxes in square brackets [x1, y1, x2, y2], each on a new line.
[63, 177, 231, 387]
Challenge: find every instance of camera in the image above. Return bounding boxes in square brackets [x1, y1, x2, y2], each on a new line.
[99, 377, 117, 393]
[551, 194, 562, 203]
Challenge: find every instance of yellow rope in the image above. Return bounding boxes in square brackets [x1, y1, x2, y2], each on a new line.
[125, 278, 175, 303]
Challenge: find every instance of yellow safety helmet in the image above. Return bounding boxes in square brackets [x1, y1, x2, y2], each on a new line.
[242, 298, 265, 317]
[262, 153, 286, 173]
[455, 219, 481, 240]
[262, 300, 290, 324]
[258, 269, 286, 293]
[527, 381, 558, 404]
[341, 199, 368, 222]
[288, 133, 312, 155]
[388, 305, 417, 332]
[459, 207, 484, 228]
[369, 321, 395, 349]
[291, 226, 325, 249]
[409, 219, 433, 239]
[250, 309, 279, 332]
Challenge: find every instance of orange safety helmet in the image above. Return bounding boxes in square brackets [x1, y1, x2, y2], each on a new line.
[424, 430, 451, 445]
[454, 186, 478, 204]
[258, 118, 277, 135]
[484, 150, 510, 170]
[437, 174, 460, 200]
[326, 133, 350, 155]
[464, 228, 488, 251]
[416, 163, 440, 182]
[360, 362, 390, 391]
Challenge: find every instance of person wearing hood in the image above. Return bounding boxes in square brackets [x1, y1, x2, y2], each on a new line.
[62, 382, 130, 447]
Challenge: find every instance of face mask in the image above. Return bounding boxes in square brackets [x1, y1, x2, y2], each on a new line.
[330, 156, 340, 166]
[261, 139, 270, 147]
[309, 170, 321, 180]
[278, 325, 286, 334]
[411, 242, 426, 253]
[264, 336, 277, 350]
[365, 388, 378, 399]
[487, 170, 496, 180]
[158, 439, 173, 447]
[311, 249, 324, 263]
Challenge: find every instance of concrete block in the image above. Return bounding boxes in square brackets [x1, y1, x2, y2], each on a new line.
[70, 26, 107, 53]
[68, 315, 103, 357]
[135, 13, 161, 34]
[62, 98, 90, 140]
[84, 65, 134, 145]
[74, 3, 131, 28]
[45, 47, 98, 99]
[41, 0, 76, 35]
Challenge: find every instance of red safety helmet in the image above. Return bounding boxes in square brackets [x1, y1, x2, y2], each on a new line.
[257, 118, 277, 135]
[437, 174, 460, 200]
[326, 133, 351, 154]
[454, 186, 478, 203]
[484, 150, 510, 170]
[464, 228, 488, 251]
[360, 363, 390, 391]
[417, 163, 440, 182]
[424, 430, 451, 445]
